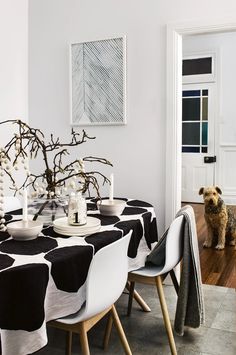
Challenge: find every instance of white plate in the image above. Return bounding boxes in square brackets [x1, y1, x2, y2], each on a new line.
[53, 216, 101, 236]
[53, 225, 101, 237]
[54, 221, 100, 232]
[54, 216, 100, 228]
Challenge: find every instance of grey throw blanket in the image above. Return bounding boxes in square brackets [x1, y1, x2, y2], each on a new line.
[174, 205, 205, 335]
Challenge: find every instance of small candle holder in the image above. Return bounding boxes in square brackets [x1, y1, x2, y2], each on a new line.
[97, 199, 126, 216]
[7, 220, 43, 241]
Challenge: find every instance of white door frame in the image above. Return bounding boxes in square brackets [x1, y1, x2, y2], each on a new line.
[166, 19, 236, 228]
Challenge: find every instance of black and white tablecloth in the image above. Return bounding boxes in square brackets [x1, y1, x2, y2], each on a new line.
[0, 198, 158, 355]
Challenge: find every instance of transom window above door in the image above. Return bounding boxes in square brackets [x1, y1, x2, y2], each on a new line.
[183, 57, 212, 76]
[182, 89, 208, 153]
[182, 53, 215, 84]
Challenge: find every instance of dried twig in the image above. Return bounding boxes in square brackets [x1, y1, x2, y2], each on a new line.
[0, 120, 112, 198]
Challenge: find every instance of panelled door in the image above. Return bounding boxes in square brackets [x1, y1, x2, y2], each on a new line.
[181, 83, 216, 202]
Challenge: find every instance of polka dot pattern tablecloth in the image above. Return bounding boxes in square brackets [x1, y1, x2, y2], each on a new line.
[0, 198, 158, 355]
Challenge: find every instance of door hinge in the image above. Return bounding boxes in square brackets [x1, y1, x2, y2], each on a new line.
[204, 156, 216, 163]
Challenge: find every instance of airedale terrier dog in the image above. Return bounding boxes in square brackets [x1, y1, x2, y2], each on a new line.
[199, 186, 236, 250]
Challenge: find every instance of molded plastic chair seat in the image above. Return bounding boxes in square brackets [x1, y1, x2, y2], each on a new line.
[128, 264, 164, 278]
[127, 215, 184, 355]
[48, 231, 132, 355]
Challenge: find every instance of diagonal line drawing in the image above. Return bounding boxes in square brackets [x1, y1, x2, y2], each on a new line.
[71, 37, 125, 125]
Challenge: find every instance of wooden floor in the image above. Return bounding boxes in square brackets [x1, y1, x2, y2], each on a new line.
[185, 203, 236, 288]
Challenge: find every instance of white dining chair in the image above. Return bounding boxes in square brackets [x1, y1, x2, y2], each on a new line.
[48, 231, 132, 355]
[3, 196, 21, 213]
[127, 215, 184, 355]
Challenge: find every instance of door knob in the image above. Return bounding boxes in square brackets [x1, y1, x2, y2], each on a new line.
[204, 156, 216, 163]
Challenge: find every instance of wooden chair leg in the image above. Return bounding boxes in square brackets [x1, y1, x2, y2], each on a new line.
[127, 281, 135, 316]
[79, 323, 90, 355]
[65, 331, 73, 355]
[126, 281, 151, 313]
[169, 269, 179, 295]
[155, 276, 177, 355]
[111, 305, 132, 355]
[103, 312, 113, 349]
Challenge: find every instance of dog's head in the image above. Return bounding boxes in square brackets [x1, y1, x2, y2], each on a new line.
[199, 186, 222, 206]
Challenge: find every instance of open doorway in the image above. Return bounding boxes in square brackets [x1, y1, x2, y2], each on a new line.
[166, 21, 236, 287]
[181, 31, 236, 204]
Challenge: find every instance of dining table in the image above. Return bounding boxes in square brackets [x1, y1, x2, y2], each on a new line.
[0, 197, 158, 355]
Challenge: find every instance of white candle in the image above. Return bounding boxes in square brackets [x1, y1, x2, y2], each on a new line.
[109, 173, 114, 201]
[22, 188, 28, 222]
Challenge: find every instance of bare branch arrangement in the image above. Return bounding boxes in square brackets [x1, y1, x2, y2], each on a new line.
[0, 120, 112, 199]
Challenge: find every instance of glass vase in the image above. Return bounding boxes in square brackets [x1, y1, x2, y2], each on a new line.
[28, 196, 68, 225]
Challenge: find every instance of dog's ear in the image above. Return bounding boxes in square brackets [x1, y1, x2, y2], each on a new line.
[199, 187, 204, 195]
[215, 186, 222, 195]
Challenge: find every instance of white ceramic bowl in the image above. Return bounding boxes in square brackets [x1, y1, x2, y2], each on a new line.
[97, 199, 126, 216]
[7, 220, 43, 241]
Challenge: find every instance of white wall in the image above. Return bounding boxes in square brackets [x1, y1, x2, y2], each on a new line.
[0, 0, 28, 193]
[28, 0, 236, 232]
[183, 32, 236, 203]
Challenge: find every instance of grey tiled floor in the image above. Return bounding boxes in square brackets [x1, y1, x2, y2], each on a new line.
[37, 284, 236, 354]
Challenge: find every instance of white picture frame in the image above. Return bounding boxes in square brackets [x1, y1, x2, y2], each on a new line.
[70, 36, 126, 126]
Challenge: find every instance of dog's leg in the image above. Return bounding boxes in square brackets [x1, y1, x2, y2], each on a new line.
[229, 231, 236, 246]
[215, 225, 226, 250]
[203, 223, 213, 248]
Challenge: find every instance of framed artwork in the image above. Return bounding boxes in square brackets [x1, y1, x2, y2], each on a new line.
[70, 36, 126, 126]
